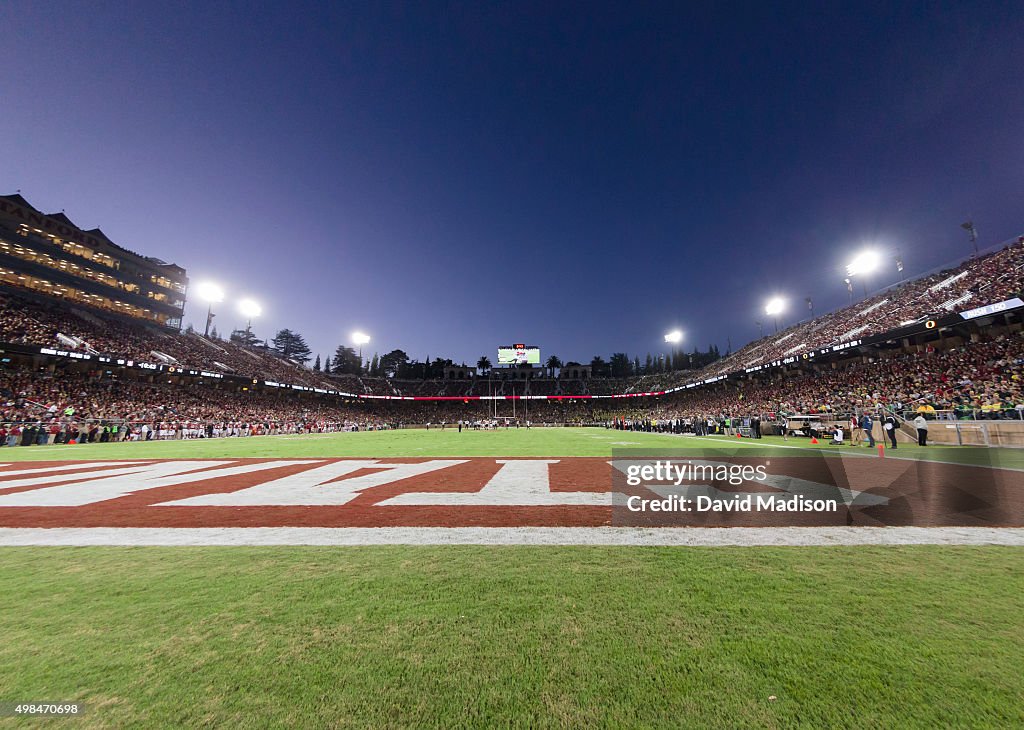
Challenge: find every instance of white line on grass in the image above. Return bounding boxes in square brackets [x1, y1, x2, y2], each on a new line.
[0, 526, 1022, 546]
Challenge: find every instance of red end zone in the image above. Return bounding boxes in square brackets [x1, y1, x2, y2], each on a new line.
[0, 457, 1022, 529]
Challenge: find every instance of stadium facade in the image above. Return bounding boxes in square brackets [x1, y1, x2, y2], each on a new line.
[0, 194, 187, 327]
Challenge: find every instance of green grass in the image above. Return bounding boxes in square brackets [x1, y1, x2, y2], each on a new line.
[1, 429, 1022, 727]
[0, 427, 1021, 468]
[0, 547, 1022, 728]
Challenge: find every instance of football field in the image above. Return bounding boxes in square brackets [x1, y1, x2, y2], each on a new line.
[1, 428, 1022, 727]
[0, 425, 1022, 463]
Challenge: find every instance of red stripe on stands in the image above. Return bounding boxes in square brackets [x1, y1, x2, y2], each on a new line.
[390, 392, 667, 401]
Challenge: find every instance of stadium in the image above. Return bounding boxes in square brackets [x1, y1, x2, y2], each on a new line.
[2, 190, 1024, 724]
[3, 4, 1024, 728]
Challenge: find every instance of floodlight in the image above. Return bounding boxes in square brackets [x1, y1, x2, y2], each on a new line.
[195, 281, 225, 303]
[846, 250, 881, 278]
[764, 297, 786, 316]
[238, 298, 262, 319]
[664, 330, 683, 344]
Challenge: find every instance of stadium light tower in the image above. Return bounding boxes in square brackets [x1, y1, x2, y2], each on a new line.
[196, 282, 225, 337]
[352, 331, 371, 371]
[846, 249, 880, 299]
[764, 297, 786, 333]
[237, 298, 262, 335]
[663, 330, 683, 371]
[961, 221, 979, 257]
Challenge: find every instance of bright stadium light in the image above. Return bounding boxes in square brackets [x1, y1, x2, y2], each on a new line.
[664, 330, 683, 371]
[846, 249, 881, 300]
[846, 249, 881, 278]
[238, 298, 261, 335]
[765, 297, 786, 333]
[238, 298, 262, 319]
[196, 281, 225, 303]
[195, 282, 225, 337]
[352, 331, 371, 373]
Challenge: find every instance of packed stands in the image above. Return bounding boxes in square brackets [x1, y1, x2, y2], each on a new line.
[0, 289, 335, 388]
[0, 233, 1023, 443]
[692, 238, 1024, 383]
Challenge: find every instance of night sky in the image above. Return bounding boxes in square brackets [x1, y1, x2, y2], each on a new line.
[2, 2, 1022, 367]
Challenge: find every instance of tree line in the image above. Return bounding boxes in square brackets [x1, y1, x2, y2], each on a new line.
[189, 323, 721, 379]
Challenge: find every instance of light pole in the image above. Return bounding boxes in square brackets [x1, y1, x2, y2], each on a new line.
[237, 298, 262, 337]
[961, 221, 978, 258]
[352, 331, 370, 373]
[664, 330, 683, 371]
[196, 282, 225, 338]
[846, 249, 880, 300]
[764, 297, 785, 333]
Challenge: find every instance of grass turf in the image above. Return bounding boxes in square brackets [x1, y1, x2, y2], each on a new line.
[1, 428, 1022, 727]
[0, 427, 1020, 469]
[0, 546, 1022, 728]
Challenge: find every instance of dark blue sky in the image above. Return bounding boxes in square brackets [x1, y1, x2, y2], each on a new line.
[2, 1, 1022, 366]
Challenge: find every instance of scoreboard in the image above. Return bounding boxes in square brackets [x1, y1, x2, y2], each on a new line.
[497, 344, 541, 365]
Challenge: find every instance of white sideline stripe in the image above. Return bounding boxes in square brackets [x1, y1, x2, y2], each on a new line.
[0, 527, 1022, 546]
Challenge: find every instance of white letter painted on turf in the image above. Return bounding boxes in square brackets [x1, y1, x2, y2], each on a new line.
[380, 459, 612, 506]
[0, 461, 320, 507]
[158, 460, 469, 506]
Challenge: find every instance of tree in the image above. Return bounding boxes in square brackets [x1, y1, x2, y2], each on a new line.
[633, 356, 641, 375]
[313, 354, 321, 372]
[271, 329, 312, 363]
[209, 325, 220, 341]
[477, 356, 492, 375]
[369, 353, 380, 377]
[609, 353, 631, 378]
[396, 358, 422, 379]
[331, 345, 361, 375]
[426, 357, 451, 379]
[380, 349, 410, 378]
[184, 323, 195, 335]
[545, 355, 562, 378]
[230, 328, 260, 347]
[590, 356, 609, 377]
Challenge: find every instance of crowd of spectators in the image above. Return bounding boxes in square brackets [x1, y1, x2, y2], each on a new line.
[593, 336, 1024, 429]
[1, 233, 1023, 444]
[0, 327, 1021, 446]
[0, 368, 398, 443]
[689, 238, 1024, 384]
[0, 291, 338, 389]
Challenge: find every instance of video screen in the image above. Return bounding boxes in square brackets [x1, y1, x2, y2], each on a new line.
[497, 344, 541, 365]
